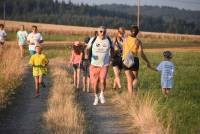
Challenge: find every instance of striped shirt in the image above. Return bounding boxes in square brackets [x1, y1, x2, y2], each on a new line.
[157, 61, 175, 88]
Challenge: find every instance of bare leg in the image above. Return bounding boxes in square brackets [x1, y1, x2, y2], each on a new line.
[34, 76, 40, 96]
[132, 71, 139, 90]
[165, 88, 170, 97]
[93, 79, 98, 95]
[83, 76, 86, 92]
[113, 67, 121, 89]
[162, 88, 167, 97]
[125, 70, 133, 94]
[76, 68, 81, 89]
[19, 45, 24, 58]
[87, 77, 90, 92]
[39, 75, 45, 88]
[73, 70, 77, 87]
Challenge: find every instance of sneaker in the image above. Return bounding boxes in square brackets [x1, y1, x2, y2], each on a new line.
[93, 96, 99, 105]
[99, 94, 106, 104]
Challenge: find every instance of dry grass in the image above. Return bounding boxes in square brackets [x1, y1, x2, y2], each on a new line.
[0, 43, 25, 108]
[1, 20, 200, 41]
[43, 58, 85, 134]
[112, 92, 170, 134]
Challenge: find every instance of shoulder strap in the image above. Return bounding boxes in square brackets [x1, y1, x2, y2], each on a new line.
[91, 36, 97, 47]
[107, 36, 113, 49]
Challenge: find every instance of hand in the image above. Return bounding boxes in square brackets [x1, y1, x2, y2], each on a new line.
[147, 63, 151, 68]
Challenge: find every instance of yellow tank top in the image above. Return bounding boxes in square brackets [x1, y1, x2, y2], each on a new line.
[122, 36, 139, 60]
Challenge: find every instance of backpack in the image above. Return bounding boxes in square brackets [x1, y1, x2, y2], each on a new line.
[88, 36, 113, 62]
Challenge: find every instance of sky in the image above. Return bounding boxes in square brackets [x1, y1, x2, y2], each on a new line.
[63, 0, 200, 11]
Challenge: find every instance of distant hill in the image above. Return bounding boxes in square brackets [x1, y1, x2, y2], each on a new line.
[0, 0, 199, 35]
[99, 4, 200, 26]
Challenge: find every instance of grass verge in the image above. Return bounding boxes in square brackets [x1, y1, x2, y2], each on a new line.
[0, 44, 25, 108]
[43, 58, 85, 134]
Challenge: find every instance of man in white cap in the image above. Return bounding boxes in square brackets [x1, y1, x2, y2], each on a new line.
[85, 26, 113, 105]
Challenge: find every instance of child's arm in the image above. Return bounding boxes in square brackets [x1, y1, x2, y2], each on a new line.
[28, 56, 34, 67]
[148, 66, 158, 72]
[70, 50, 74, 65]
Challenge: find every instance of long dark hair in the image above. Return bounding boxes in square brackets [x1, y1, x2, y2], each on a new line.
[73, 45, 82, 55]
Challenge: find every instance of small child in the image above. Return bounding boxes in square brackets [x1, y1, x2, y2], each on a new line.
[70, 41, 83, 89]
[0, 24, 7, 46]
[29, 45, 49, 97]
[150, 51, 175, 97]
[82, 37, 91, 92]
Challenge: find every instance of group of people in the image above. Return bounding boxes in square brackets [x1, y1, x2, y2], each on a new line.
[70, 25, 175, 106]
[1, 24, 49, 97]
[16, 25, 48, 97]
[1, 23, 175, 103]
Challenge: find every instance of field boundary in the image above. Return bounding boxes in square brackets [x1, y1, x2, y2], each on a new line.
[1, 20, 200, 41]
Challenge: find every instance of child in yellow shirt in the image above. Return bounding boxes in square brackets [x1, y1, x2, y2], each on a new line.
[29, 45, 49, 97]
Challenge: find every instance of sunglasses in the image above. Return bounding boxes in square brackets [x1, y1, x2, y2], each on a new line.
[118, 31, 125, 35]
[100, 30, 106, 33]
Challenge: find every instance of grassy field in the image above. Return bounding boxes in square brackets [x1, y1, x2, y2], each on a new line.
[109, 52, 200, 134]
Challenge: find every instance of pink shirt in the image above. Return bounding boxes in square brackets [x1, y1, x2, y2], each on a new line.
[70, 51, 82, 64]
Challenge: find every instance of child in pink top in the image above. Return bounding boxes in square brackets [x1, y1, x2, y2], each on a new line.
[70, 41, 83, 89]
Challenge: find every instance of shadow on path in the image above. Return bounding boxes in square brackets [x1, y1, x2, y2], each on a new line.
[0, 66, 51, 134]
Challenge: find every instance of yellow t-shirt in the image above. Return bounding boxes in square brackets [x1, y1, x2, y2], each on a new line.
[29, 53, 49, 76]
[122, 36, 139, 60]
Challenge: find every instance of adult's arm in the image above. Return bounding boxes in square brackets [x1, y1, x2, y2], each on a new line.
[137, 39, 151, 67]
[84, 37, 93, 59]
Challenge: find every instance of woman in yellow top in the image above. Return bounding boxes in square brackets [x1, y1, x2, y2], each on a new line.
[122, 25, 151, 95]
[29, 45, 49, 97]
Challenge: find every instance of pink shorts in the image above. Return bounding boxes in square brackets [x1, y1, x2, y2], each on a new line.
[90, 65, 109, 83]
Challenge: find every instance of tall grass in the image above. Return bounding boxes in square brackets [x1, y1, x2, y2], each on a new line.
[0, 44, 25, 108]
[112, 92, 169, 134]
[43, 58, 85, 134]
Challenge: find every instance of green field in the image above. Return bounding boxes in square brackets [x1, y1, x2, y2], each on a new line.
[108, 52, 200, 134]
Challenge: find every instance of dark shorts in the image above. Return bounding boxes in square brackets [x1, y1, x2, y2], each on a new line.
[0, 41, 5, 46]
[123, 57, 139, 71]
[73, 64, 82, 70]
[112, 56, 123, 70]
[82, 66, 90, 77]
[82, 60, 90, 77]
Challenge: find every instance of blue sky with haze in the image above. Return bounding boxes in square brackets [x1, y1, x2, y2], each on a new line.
[63, 0, 200, 11]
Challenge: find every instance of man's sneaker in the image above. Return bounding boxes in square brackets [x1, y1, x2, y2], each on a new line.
[93, 96, 99, 105]
[99, 94, 106, 104]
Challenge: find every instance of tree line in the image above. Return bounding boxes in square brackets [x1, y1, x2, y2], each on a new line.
[0, 0, 199, 35]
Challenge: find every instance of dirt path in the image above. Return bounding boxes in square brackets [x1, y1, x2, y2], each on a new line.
[78, 91, 136, 134]
[0, 66, 50, 134]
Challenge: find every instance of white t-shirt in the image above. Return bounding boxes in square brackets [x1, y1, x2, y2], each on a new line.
[157, 61, 175, 88]
[0, 29, 7, 42]
[27, 32, 43, 51]
[87, 36, 112, 67]
[17, 30, 28, 45]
